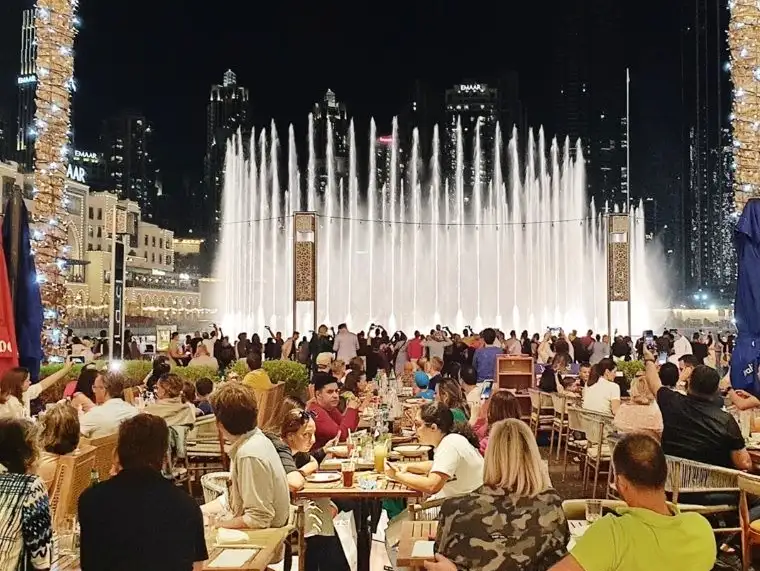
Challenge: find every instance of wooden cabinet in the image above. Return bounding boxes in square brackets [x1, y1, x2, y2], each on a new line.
[494, 355, 535, 421]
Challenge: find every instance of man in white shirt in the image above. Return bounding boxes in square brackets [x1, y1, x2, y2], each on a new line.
[504, 330, 522, 355]
[188, 343, 219, 370]
[80, 373, 138, 438]
[333, 323, 359, 362]
[673, 331, 693, 361]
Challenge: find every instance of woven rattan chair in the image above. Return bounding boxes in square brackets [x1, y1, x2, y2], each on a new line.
[562, 405, 587, 481]
[739, 472, 760, 571]
[87, 432, 118, 483]
[527, 389, 554, 438]
[49, 445, 96, 529]
[665, 455, 740, 534]
[200, 471, 230, 504]
[578, 408, 614, 498]
[549, 392, 569, 459]
[187, 415, 226, 477]
[255, 383, 287, 433]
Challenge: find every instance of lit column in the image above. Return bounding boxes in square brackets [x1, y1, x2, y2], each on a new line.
[729, 0, 760, 212]
[32, 0, 78, 355]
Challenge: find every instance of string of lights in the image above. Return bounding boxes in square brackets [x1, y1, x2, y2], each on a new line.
[32, 0, 78, 356]
[220, 212, 647, 228]
[729, 0, 760, 211]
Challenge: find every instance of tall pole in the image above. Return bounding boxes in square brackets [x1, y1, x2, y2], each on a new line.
[626, 68, 633, 335]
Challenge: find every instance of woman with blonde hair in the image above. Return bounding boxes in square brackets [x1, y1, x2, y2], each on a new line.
[431, 419, 568, 571]
[36, 402, 82, 490]
[613, 372, 663, 439]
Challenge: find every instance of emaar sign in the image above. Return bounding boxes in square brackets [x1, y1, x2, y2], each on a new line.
[458, 83, 486, 93]
[67, 164, 86, 183]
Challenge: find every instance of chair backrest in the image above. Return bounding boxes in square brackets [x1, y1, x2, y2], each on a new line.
[49, 445, 96, 528]
[123, 387, 136, 405]
[578, 408, 614, 447]
[527, 388, 542, 410]
[255, 383, 287, 433]
[187, 414, 218, 443]
[550, 392, 567, 416]
[739, 472, 760, 533]
[665, 455, 740, 503]
[566, 405, 585, 432]
[88, 432, 118, 483]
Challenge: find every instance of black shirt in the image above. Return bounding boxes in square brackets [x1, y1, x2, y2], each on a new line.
[657, 387, 745, 468]
[79, 468, 208, 571]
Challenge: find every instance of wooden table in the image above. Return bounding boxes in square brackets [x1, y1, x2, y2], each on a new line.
[50, 525, 291, 571]
[203, 526, 292, 570]
[397, 520, 438, 568]
[295, 473, 422, 571]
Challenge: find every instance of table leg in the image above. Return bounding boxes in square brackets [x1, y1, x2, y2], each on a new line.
[356, 499, 371, 571]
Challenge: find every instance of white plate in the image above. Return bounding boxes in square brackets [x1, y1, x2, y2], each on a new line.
[394, 445, 432, 457]
[306, 472, 341, 483]
[326, 445, 350, 458]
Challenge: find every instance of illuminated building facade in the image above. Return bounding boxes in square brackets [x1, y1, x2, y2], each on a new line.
[313, 89, 349, 192]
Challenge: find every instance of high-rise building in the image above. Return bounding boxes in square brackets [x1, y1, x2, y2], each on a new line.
[551, 2, 627, 208]
[444, 83, 499, 185]
[101, 112, 158, 221]
[16, 8, 37, 172]
[204, 70, 249, 239]
[681, 0, 735, 296]
[69, 149, 109, 191]
[0, 108, 11, 162]
[312, 89, 348, 193]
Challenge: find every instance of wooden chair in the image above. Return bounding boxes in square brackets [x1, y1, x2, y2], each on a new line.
[527, 389, 554, 438]
[187, 415, 226, 478]
[578, 408, 614, 498]
[255, 383, 287, 433]
[549, 392, 569, 459]
[408, 496, 452, 522]
[739, 472, 760, 571]
[562, 405, 587, 481]
[49, 446, 96, 528]
[123, 386, 137, 405]
[665, 455, 740, 534]
[87, 433, 118, 483]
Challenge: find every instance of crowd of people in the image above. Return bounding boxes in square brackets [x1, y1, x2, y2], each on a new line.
[0, 319, 749, 571]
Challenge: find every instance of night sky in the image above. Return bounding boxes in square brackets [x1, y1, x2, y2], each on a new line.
[0, 0, 682, 204]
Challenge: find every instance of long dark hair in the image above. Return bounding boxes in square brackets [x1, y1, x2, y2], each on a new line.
[0, 368, 29, 404]
[436, 377, 470, 418]
[74, 366, 98, 401]
[420, 401, 479, 449]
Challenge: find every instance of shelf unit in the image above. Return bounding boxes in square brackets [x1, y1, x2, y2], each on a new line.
[494, 355, 535, 420]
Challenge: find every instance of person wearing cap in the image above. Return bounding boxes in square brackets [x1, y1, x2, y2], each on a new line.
[307, 373, 360, 451]
[308, 353, 334, 400]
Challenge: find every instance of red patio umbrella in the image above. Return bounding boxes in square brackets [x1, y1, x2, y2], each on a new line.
[0, 231, 19, 377]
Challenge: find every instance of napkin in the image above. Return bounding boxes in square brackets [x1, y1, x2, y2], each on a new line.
[411, 541, 435, 558]
[208, 548, 258, 568]
[216, 528, 250, 545]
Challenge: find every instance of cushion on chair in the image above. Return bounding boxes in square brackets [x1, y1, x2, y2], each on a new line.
[586, 445, 611, 459]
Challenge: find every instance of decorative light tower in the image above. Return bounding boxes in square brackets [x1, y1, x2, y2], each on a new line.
[729, 0, 760, 212]
[32, 0, 78, 355]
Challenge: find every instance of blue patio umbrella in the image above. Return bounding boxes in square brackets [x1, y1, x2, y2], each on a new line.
[2, 198, 44, 381]
[731, 198, 760, 393]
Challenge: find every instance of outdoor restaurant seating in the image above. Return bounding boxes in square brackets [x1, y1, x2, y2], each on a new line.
[577, 408, 614, 498]
[49, 446, 96, 529]
[562, 405, 588, 481]
[83, 432, 118, 483]
[527, 388, 554, 438]
[739, 472, 760, 571]
[549, 392, 569, 460]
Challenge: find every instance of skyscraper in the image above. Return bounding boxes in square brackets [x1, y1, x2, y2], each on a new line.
[551, 2, 627, 208]
[101, 112, 158, 221]
[16, 8, 37, 172]
[312, 89, 348, 193]
[444, 83, 499, 185]
[0, 108, 10, 162]
[204, 70, 249, 239]
[681, 0, 735, 295]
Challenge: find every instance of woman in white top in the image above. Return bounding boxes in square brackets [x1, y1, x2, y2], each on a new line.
[537, 332, 554, 364]
[384, 402, 484, 563]
[582, 358, 621, 416]
[0, 360, 75, 419]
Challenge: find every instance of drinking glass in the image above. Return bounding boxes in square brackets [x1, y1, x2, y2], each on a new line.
[374, 439, 389, 473]
[342, 460, 355, 487]
[585, 499, 603, 523]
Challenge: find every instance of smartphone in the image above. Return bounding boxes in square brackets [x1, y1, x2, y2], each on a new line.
[480, 380, 494, 400]
[549, 327, 560, 336]
[658, 351, 668, 365]
[70, 355, 86, 364]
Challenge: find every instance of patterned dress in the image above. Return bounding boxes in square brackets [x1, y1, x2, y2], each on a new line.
[435, 486, 568, 571]
[0, 467, 52, 571]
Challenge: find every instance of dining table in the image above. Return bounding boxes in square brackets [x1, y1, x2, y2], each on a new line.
[294, 460, 423, 571]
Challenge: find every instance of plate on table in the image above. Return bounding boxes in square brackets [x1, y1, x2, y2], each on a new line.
[392, 435, 415, 445]
[404, 398, 427, 406]
[326, 445, 351, 458]
[394, 445, 432, 457]
[306, 472, 341, 484]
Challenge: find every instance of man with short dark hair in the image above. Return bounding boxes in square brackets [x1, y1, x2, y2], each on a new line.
[459, 365, 481, 420]
[659, 362, 679, 388]
[195, 377, 214, 415]
[472, 328, 503, 382]
[333, 323, 359, 362]
[504, 330, 522, 355]
[80, 373, 137, 438]
[307, 373, 359, 450]
[549, 433, 716, 571]
[205, 383, 290, 529]
[677, 353, 700, 388]
[642, 347, 751, 470]
[79, 414, 208, 570]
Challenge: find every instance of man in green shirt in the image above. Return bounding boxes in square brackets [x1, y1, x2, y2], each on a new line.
[549, 433, 716, 571]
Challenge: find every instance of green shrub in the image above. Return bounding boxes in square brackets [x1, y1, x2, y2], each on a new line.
[616, 360, 644, 384]
[36, 358, 308, 404]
